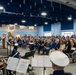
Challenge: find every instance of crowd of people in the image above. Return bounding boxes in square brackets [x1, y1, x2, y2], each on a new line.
[8, 35, 76, 63]
[0, 35, 76, 75]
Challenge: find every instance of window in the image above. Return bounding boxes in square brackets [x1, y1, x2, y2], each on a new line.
[44, 33, 51, 37]
[61, 32, 74, 37]
[29, 26, 34, 29]
[10, 25, 14, 30]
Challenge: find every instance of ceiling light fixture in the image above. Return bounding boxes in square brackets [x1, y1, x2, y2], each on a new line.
[14, 23, 18, 25]
[0, 6, 4, 10]
[22, 20, 26, 23]
[34, 24, 37, 26]
[68, 15, 72, 20]
[45, 22, 48, 25]
[41, 12, 47, 16]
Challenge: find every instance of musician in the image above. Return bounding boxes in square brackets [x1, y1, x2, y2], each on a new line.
[11, 43, 21, 58]
[49, 51, 73, 75]
[0, 56, 6, 75]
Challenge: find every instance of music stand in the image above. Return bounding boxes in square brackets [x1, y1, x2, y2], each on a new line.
[31, 55, 52, 75]
[22, 51, 35, 73]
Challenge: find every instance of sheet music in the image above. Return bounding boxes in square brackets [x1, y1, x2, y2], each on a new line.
[44, 56, 52, 67]
[31, 56, 44, 67]
[7, 57, 19, 71]
[16, 59, 29, 74]
[31, 56, 52, 67]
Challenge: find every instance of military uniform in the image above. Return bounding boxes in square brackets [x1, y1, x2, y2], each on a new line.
[50, 70, 73, 75]
[49, 51, 73, 75]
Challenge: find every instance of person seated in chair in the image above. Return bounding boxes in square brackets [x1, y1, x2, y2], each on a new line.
[43, 39, 55, 55]
[71, 50, 76, 63]
[29, 40, 34, 51]
[54, 38, 60, 50]
[7, 43, 33, 75]
[7, 43, 21, 75]
[0, 56, 6, 75]
[11, 43, 21, 58]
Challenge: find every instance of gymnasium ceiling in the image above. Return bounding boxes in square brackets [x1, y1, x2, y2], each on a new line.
[0, 0, 76, 26]
[48, 0, 76, 9]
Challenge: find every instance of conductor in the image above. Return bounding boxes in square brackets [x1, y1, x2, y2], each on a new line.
[49, 51, 73, 75]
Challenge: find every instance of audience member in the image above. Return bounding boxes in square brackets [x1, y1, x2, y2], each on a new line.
[71, 50, 76, 63]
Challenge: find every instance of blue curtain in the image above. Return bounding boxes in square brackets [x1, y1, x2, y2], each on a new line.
[61, 20, 73, 30]
[43, 25, 51, 31]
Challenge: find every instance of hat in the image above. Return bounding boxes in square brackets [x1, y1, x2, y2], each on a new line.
[14, 43, 18, 46]
[49, 51, 69, 67]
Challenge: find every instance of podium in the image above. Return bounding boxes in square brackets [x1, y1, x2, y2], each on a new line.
[2, 37, 6, 49]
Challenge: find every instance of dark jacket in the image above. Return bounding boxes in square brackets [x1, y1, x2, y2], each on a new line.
[29, 43, 34, 51]
[50, 70, 73, 75]
[12, 49, 20, 58]
[54, 42, 60, 50]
